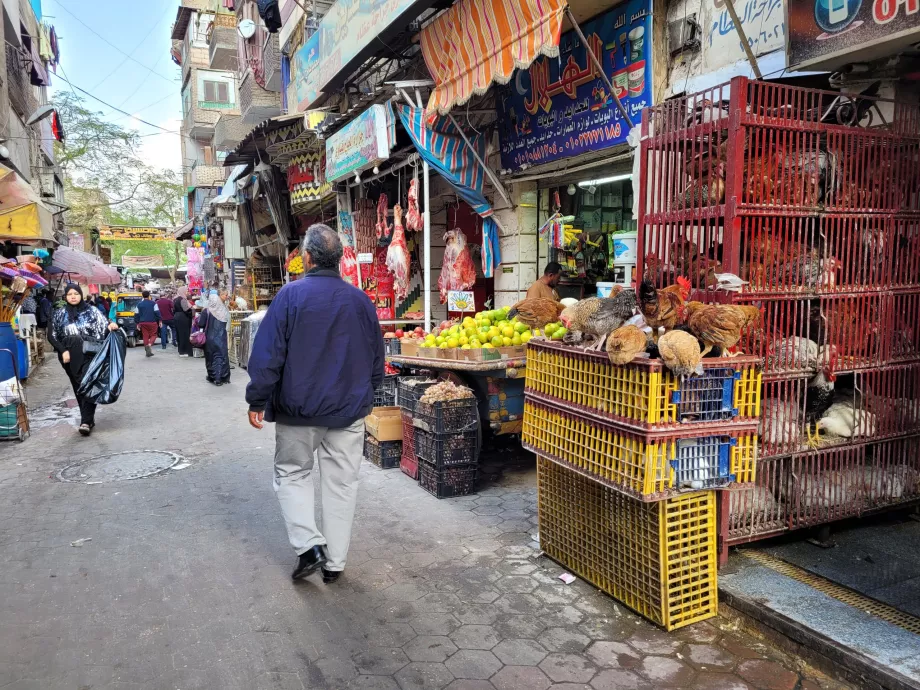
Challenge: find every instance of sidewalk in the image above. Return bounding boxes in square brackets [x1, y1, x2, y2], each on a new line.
[0, 351, 852, 689]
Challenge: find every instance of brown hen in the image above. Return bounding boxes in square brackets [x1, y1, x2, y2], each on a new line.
[658, 329, 703, 377]
[637, 277, 692, 343]
[560, 291, 638, 351]
[684, 302, 761, 357]
[605, 325, 649, 365]
[507, 298, 565, 330]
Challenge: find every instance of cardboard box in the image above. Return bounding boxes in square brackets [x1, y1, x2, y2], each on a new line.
[365, 407, 403, 441]
[400, 340, 419, 357]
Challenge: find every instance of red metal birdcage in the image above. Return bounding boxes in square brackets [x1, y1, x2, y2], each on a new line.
[639, 77, 920, 564]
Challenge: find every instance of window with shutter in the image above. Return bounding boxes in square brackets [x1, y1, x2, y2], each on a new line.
[203, 81, 217, 102]
[217, 82, 229, 103]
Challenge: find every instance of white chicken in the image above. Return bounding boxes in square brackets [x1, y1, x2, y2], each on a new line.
[729, 485, 782, 528]
[809, 400, 878, 447]
[796, 470, 856, 510]
[768, 336, 819, 374]
[759, 398, 803, 452]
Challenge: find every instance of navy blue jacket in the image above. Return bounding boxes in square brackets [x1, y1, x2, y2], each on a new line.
[136, 299, 158, 324]
[245, 268, 385, 428]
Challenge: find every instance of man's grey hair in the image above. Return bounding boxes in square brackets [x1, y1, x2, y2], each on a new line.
[302, 224, 343, 270]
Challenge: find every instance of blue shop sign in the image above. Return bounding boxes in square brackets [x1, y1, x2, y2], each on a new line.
[497, 0, 652, 172]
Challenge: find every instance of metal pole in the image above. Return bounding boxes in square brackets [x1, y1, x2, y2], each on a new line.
[446, 112, 511, 207]
[565, 8, 633, 129]
[423, 160, 432, 334]
[722, 0, 763, 79]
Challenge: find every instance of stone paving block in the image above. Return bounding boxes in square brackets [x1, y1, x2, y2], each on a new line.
[689, 671, 753, 689]
[443, 681, 496, 690]
[492, 638, 548, 666]
[737, 659, 800, 690]
[490, 664, 552, 690]
[590, 668, 652, 690]
[537, 627, 592, 653]
[395, 661, 455, 690]
[493, 615, 547, 640]
[408, 614, 461, 637]
[347, 674, 403, 689]
[444, 650, 503, 679]
[686, 643, 738, 671]
[403, 636, 458, 663]
[538, 652, 597, 683]
[353, 647, 410, 675]
[585, 641, 641, 669]
[450, 625, 501, 650]
[639, 656, 696, 687]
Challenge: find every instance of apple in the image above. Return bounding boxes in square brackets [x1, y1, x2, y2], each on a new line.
[414, 327, 425, 336]
[395, 329, 405, 338]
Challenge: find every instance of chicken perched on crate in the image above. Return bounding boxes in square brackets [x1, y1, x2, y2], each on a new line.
[637, 277, 692, 343]
[507, 298, 566, 331]
[657, 329, 703, 377]
[559, 290, 638, 351]
[605, 324, 650, 365]
[684, 302, 761, 358]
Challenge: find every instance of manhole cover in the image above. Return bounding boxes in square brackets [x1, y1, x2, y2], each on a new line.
[58, 450, 183, 483]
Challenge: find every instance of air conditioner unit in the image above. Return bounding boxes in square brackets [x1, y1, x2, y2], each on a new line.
[669, 15, 700, 56]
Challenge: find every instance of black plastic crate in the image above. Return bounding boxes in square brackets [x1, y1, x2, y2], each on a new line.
[418, 460, 478, 499]
[374, 376, 397, 407]
[415, 429, 479, 468]
[364, 433, 402, 469]
[397, 377, 438, 414]
[413, 398, 478, 433]
[384, 338, 401, 356]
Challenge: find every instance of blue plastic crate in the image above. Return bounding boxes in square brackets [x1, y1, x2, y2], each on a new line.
[671, 436, 737, 490]
[669, 368, 741, 422]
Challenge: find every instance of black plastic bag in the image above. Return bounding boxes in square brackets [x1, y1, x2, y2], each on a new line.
[78, 330, 126, 405]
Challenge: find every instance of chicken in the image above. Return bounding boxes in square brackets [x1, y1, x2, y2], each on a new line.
[684, 302, 761, 357]
[808, 399, 878, 448]
[657, 329, 703, 378]
[637, 277, 692, 343]
[507, 298, 565, 331]
[760, 398, 803, 452]
[605, 325, 649, 365]
[560, 291, 638, 351]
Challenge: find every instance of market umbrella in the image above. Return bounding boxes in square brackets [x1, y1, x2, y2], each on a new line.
[52, 246, 97, 276]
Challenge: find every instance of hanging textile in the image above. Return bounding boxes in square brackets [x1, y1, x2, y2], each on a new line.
[395, 103, 492, 218]
[38, 24, 52, 61]
[29, 38, 49, 87]
[481, 218, 502, 278]
[420, 0, 566, 116]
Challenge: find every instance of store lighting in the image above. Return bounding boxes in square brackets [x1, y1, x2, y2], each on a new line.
[354, 172, 361, 184]
[566, 184, 577, 196]
[578, 173, 632, 188]
[373, 166, 379, 174]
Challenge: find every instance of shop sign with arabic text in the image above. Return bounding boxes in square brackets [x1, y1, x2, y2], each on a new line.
[325, 105, 392, 183]
[496, 0, 652, 172]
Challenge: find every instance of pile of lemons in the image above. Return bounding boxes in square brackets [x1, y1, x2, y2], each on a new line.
[422, 307, 567, 350]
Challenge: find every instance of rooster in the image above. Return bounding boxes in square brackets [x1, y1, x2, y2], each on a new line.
[605, 324, 649, 365]
[507, 298, 565, 331]
[803, 346, 838, 447]
[637, 277, 692, 343]
[657, 329, 703, 378]
[684, 302, 761, 358]
[560, 291, 638, 351]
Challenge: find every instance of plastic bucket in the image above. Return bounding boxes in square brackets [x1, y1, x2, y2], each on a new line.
[0, 323, 17, 381]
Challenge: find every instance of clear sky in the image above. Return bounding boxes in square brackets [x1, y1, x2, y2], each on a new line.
[45, 0, 183, 174]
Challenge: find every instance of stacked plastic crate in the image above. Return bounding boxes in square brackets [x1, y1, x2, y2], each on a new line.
[413, 398, 480, 498]
[523, 341, 761, 630]
[397, 377, 437, 479]
[638, 77, 920, 565]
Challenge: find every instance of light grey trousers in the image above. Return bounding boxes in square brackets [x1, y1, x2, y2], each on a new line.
[273, 420, 364, 571]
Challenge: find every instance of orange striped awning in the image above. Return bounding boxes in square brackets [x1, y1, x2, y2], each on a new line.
[420, 0, 567, 116]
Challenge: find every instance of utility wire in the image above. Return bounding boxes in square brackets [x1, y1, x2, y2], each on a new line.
[54, 74, 181, 135]
[48, 0, 176, 86]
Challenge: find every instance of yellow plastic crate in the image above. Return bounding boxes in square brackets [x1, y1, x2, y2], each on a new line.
[525, 341, 761, 430]
[537, 456, 718, 631]
[523, 398, 758, 500]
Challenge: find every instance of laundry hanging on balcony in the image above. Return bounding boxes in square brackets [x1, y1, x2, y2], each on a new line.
[257, 0, 282, 33]
[420, 0, 566, 115]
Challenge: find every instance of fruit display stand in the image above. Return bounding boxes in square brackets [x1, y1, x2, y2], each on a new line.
[386, 352, 527, 436]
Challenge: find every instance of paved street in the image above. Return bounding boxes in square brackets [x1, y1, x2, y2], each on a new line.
[0, 351, 851, 690]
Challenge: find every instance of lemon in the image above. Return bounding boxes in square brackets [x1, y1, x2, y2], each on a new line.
[479, 317, 491, 328]
[502, 326, 515, 338]
[514, 322, 528, 334]
[450, 325, 461, 334]
[511, 335, 522, 346]
[483, 343, 495, 349]
[447, 337, 459, 348]
[458, 336, 469, 346]
[491, 335, 504, 347]
[470, 339, 482, 348]
[544, 324, 557, 336]
[461, 344, 471, 350]
[435, 336, 445, 346]
[464, 328, 476, 339]
[487, 327, 500, 340]
[520, 332, 532, 344]
[502, 336, 512, 347]
[551, 327, 568, 340]
[439, 342, 449, 348]
[533, 329, 542, 337]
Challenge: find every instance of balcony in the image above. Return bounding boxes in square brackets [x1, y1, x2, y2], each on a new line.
[184, 106, 219, 139]
[240, 69, 282, 124]
[263, 33, 282, 93]
[214, 114, 254, 152]
[190, 161, 226, 189]
[208, 14, 238, 71]
[5, 44, 33, 118]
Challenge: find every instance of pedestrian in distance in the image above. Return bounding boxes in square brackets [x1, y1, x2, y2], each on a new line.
[198, 288, 231, 385]
[36, 290, 52, 330]
[135, 290, 159, 357]
[156, 291, 177, 350]
[246, 224, 385, 584]
[48, 283, 119, 436]
[172, 286, 194, 358]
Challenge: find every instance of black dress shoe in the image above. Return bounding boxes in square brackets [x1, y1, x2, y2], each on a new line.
[321, 568, 341, 584]
[292, 545, 327, 580]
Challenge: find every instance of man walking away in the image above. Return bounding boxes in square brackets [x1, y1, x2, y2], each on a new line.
[136, 290, 159, 357]
[156, 292, 176, 350]
[246, 224, 384, 584]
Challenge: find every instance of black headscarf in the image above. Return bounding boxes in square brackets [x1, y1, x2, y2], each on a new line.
[63, 283, 89, 322]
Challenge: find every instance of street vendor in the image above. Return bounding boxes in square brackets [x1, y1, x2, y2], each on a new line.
[526, 262, 562, 301]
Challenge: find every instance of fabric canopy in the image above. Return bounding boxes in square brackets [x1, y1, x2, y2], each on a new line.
[52, 247, 121, 285]
[395, 103, 493, 218]
[0, 202, 55, 243]
[420, 0, 566, 116]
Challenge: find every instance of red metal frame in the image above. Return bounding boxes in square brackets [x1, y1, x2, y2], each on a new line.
[638, 77, 920, 566]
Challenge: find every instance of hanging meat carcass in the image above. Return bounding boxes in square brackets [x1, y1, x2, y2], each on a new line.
[386, 204, 410, 301]
[406, 178, 422, 231]
[376, 193, 391, 239]
[438, 228, 477, 304]
[339, 238, 359, 288]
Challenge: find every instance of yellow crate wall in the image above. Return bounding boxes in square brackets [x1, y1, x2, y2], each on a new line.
[523, 399, 759, 500]
[537, 457, 718, 630]
[525, 342, 761, 429]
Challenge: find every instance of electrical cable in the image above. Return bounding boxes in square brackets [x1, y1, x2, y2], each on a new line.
[47, 0, 176, 86]
[54, 74, 181, 134]
[88, 1, 172, 92]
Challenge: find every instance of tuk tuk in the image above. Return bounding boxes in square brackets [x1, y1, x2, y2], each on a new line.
[111, 292, 144, 348]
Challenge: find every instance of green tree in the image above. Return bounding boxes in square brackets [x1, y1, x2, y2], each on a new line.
[54, 93, 184, 237]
